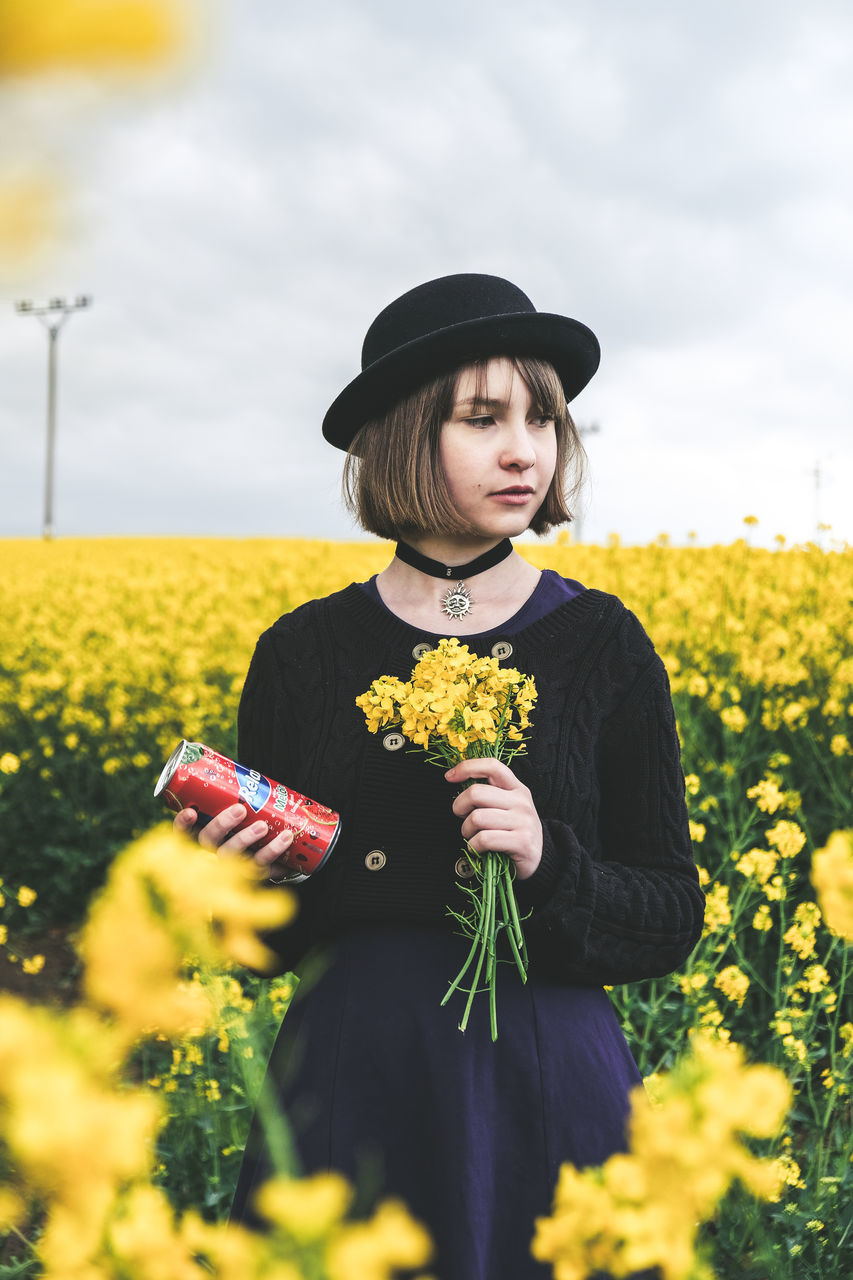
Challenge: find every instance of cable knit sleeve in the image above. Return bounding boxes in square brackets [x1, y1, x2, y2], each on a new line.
[516, 654, 705, 987]
[236, 626, 334, 976]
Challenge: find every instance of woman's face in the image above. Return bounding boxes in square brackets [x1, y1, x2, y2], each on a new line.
[439, 357, 558, 541]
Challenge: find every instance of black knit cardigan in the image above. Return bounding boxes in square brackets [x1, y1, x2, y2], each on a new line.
[237, 582, 705, 985]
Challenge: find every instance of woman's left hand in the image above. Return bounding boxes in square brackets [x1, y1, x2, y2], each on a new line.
[445, 758, 543, 880]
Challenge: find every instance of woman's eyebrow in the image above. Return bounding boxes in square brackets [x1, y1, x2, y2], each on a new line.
[454, 397, 509, 413]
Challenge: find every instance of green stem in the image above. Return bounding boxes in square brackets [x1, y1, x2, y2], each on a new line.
[503, 859, 528, 970]
[498, 871, 527, 983]
[441, 885, 488, 1007]
[484, 854, 496, 987]
[459, 928, 488, 1034]
[489, 939, 498, 1042]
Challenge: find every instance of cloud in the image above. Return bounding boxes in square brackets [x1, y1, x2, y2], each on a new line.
[1, 0, 850, 544]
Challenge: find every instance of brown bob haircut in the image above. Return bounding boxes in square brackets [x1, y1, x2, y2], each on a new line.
[342, 356, 586, 542]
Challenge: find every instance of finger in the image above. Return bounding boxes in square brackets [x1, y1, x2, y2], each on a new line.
[173, 807, 197, 833]
[196, 802, 250, 851]
[446, 757, 518, 789]
[452, 784, 515, 817]
[252, 828, 295, 869]
[460, 807, 521, 839]
[465, 828, 526, 857]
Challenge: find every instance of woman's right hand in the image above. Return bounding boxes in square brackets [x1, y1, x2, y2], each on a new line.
[173, 803, 295, 880]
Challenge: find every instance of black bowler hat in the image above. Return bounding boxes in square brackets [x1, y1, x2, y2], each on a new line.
[321, 272, 600, 451]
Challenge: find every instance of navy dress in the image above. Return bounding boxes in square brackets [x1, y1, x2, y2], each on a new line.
[230, 574, 650, 1280]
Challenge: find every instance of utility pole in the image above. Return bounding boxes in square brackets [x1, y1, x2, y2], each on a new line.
[574, 420, 601, 543]
[811, 458, 822, 539]
[15, 294, 92, 539]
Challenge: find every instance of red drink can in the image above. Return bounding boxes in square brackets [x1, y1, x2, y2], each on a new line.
[154, 740, 340, 883]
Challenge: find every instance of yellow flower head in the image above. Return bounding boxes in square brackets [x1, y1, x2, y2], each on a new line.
[714, 965, 750, 1007]
[747, 778, 785, 815]
[357, 638, 537, 762]
[766, 820, 806, 860]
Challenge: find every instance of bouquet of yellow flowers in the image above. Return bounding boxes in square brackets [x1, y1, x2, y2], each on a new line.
[356, 637, 538, 1040]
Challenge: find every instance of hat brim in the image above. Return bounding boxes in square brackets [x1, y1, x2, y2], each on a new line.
[322, 312, 600, 450]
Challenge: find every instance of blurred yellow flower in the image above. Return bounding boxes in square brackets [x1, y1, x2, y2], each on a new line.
[0, 752, 20, 774]
[720, 705, 748, 733]
[811, 830, 853, 941]
[80, 826, 294, 1044]
[533, 1035, 790, 1280]
[766, 821, 806, 860]
[747, 778, 785, 814]
[255, 1172, 351, 1243]
[325, 1199, 433, 1280]
[0, 0, 183, 74]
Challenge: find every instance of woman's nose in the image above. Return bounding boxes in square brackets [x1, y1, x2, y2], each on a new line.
[501, 422, 536, 469]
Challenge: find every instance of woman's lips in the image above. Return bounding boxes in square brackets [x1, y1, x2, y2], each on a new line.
[490, 487, 535, 505]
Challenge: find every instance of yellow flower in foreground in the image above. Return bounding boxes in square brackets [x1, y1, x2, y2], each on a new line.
[0, 752, 20, 774]
[80, 826, 294, 1044]
[533, 1035, 790, 1280]
[0, 997, 161, 1272]
[255, 1172, 351, 1244]
[811, 830, 853, 941]
[0, 0, 183, 73]
[325, 1199, 433, 1280]
[17, 885, 37, 907]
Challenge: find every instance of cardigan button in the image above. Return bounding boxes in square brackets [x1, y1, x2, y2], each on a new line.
[412, 642, 432, 660]
[455, 856, 476, 879]
[365, 849, 387, 871]
[382, 732, 405, 751]
[491, 640, 513, 660]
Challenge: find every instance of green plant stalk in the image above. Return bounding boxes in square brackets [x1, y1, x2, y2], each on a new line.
[447, 850, 530, 1040]
[498, 869, 526, 981]
[441, 877, 488, 1007]
[458, 879, 491, 1034]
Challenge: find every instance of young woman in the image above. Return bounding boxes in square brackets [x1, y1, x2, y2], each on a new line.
[174, 273, 704, 1280]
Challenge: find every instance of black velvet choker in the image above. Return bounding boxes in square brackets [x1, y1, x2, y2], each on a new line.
[394, 538, 514, 619]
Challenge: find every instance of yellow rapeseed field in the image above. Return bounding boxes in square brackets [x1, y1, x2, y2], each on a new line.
[1, 534, 852, 1278]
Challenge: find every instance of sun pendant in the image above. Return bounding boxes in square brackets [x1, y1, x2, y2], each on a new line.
[442, 582, 472, 618]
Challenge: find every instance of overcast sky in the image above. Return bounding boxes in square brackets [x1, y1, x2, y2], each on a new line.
[1, 0, 850, 547]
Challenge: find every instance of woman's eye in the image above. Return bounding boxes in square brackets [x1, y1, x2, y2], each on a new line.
[465, 416, 495, 427]
[531, 415, 554, 427]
